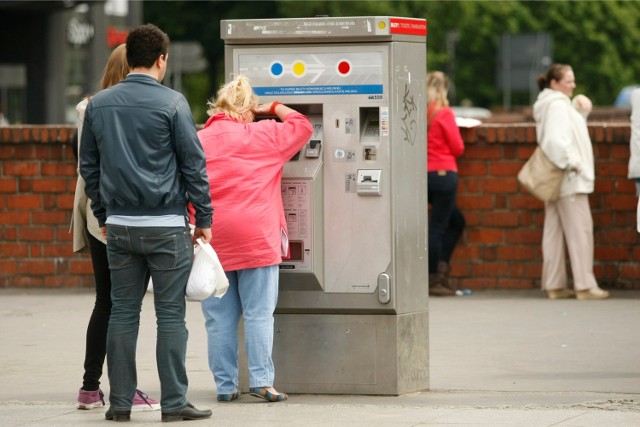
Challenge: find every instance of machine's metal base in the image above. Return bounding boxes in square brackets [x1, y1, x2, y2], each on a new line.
[238, 312, 429, 396]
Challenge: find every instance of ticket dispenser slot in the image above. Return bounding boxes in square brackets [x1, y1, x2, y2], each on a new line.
[305, 140, 321, 158]
[357, 169, 382, 196]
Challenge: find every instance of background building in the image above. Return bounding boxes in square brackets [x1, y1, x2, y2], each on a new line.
[0, 0, 141, 124]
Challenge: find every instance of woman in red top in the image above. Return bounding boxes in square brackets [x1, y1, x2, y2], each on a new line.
[427, 71, 465, 296]
[197, 75, 313, 402]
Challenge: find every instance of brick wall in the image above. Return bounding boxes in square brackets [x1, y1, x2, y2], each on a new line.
[1, 123, 638, 289]
[456, 123, 639, 290]
[0, 126, 92, 287]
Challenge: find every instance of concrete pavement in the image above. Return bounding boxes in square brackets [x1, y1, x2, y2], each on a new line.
[1, 288, 639, 426]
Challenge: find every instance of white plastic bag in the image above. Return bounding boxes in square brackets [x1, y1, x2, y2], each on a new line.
[146, 238, 229, 301]
[186, 238, 229, 301]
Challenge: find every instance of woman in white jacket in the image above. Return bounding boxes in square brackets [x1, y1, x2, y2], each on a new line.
[533, 64, 609, 300]
[627, 88, 640, 233]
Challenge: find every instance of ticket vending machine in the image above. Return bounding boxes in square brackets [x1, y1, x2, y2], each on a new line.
[221, 16, 428, 395]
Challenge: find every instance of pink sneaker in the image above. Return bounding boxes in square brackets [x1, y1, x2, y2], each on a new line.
[132, 389, 160, 411]
[77, 388, 105, 410]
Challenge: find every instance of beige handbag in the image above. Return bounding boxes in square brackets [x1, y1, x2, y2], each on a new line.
[517, 146, 565, 202]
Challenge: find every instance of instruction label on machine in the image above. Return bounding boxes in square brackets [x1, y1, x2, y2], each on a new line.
[238, 51, 385, 97]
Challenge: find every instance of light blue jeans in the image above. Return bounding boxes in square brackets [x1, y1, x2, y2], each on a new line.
[201, 265, 279, 394]
[106, 225, 192, 411]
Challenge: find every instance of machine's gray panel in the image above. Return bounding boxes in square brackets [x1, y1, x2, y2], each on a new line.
[274, 319, 377, 385]
[389, 41, 428, 314]
[266, 312, 429, 395]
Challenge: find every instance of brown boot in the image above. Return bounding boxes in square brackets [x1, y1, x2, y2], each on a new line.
[437, 261, 458, 292]
[429, 271, 455, 297]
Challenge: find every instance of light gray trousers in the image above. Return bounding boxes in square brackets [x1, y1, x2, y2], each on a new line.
[541, 194, 598, 291]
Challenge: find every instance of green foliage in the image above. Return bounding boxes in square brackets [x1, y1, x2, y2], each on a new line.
[144, 0, 640, 113]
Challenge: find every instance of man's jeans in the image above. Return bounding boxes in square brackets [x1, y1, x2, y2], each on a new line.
[106, 225, 192, 411]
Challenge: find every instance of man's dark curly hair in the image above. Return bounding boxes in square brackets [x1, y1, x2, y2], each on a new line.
[126, 24, 169, 69]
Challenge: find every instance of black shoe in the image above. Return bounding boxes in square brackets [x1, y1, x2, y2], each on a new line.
[105, 406, 131, 422]
[161, 403, 212, 422]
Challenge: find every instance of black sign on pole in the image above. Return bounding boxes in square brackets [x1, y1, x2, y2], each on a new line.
[497, 33, 552, 111]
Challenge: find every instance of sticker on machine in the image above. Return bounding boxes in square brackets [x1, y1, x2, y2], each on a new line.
[389, 17, 427, 36]
[345, 172, 357, 193]
[334, 148, 356, 162]
[380, 107, 389, 136]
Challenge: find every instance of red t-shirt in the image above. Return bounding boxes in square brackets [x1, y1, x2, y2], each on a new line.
[427, 106, 464, 172]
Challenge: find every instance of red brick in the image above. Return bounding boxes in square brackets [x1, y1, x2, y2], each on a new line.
[0, 260, 17, 275]
[0, 212, 30, 224]
[481, 177, 519, 193]
[70, 258, 94, 275]
[465, 145, 502, 160]
[496, 278, 533, 289]
[56, 226, 73, 242]
[18, 178, 31, 192]
[602, 194, 637, 211]
[459, 161, 487, 177]
[31, 211, 69, 225]
[0, 242, 29, 257]
[610, 144, 631, 160]
[9, 276, 45, 287]
[458, 195, 494, 209]
[452, 245, 481, 260]
[32, 178, 68, 193]
[506, 229, 542, 244]
[3, 161, 39, 176]
[489, 161, 522, 176]
[43, 244, 74, 257]
[41, 162, 76, 177]
[17, 260, 55, 275]
[466, 229, 504, 244]
[0, 178, 17, 192]
[7, 194, 42, 209]
[18, 227, 54, 241]
[594, 246, 632, 261]
[481, 211, 520, 227]
[57, 194, 74, 209]
[470, 261, 509, 276]
[597, 161, 629, 177]
[30, 244, 42, 257]
[44, 275, 90, 288]
[496, 245, 538, 260]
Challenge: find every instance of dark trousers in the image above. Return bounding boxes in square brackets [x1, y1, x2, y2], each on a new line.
[106, 225, 192, 411]
[82, 233, 112, 391]
[428, 171, 465, 274]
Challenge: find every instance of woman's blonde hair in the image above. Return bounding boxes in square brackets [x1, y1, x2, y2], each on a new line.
[426, 71, 450, 108]
[100, 44, 129, 90]
[207, 75, 258, 122]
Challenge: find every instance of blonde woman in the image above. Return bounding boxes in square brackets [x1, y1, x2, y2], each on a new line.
[194, 75, 313, 402]
[73, 44, 159, 411]
[426, 71, 465, 297]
